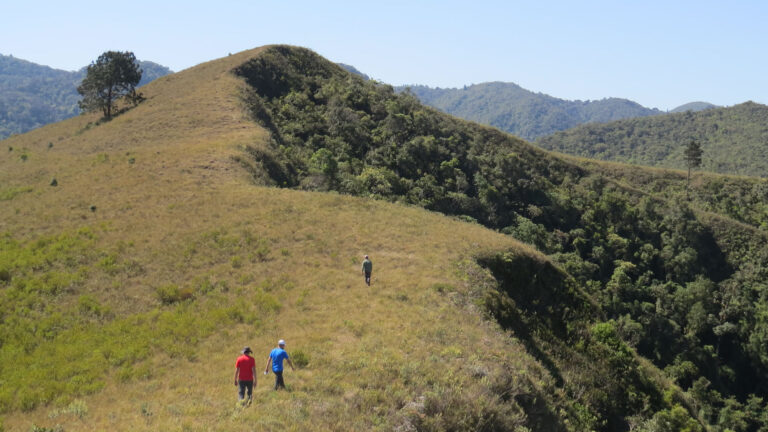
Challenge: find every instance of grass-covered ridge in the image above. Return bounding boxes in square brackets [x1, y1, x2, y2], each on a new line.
[1, 45, 625, 431]
[234, 45, 768, 430]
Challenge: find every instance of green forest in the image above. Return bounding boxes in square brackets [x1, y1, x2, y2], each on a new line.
[233, 46, 768, 431]
[0, 54, 171, 139]
[399, 82, 662, 141]
[537, 102, 768, 177]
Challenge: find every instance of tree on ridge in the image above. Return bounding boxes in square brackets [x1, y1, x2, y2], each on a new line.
[77, 51, 144, 119]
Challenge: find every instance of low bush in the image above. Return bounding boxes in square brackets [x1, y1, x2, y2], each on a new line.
[291, 350, 309, 368]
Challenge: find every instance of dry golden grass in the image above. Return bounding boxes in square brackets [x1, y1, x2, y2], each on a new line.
[1, 48, 554, 431]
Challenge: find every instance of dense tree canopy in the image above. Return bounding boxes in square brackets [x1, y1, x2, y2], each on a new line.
[537, 102, 768, 177]
[77, 51, 144, 119]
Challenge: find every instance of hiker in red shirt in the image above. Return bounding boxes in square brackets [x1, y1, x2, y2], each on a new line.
[234, 346, 257, 405]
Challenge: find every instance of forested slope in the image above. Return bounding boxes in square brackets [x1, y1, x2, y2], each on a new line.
[537, 102, 768, 177]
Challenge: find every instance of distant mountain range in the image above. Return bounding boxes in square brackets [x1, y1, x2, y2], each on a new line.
[386, 80, 721, 142]
[0, 54, 172, 139]
[392, 82, 665, 141]
[537, 101, 768, 177]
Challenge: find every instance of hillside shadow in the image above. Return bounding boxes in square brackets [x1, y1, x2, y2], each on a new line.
[477, 252, 593, 389]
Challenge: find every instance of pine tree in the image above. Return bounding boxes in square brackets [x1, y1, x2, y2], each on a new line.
[684, 139, 703, 199]
[77, 51, 143, 119]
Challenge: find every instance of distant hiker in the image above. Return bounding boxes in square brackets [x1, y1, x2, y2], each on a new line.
[361, 255, 372, 286]
[234, 346, 257, 405]
[264, 339, 295, 390]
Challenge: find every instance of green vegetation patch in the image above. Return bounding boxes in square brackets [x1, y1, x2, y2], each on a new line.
[0, 229, 278, 413]
[0, 186, 33, 201]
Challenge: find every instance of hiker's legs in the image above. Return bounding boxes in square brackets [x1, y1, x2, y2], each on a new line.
[365, 271, 371, 286]
[274, 371, 285, 390]
[244, 380, 253, 400]
[238, 380, 253, 400]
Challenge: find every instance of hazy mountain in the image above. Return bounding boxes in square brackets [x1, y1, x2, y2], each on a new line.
[395, 81, 663, 140]
[537, 101, 768, 176]
[670, 101, 718, 113]
[0, 54, 172, 139]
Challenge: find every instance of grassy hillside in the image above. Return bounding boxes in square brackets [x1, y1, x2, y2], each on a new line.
[0, 47, 602, 432]
[536, 102, 768, 177]
[0, 54, 172, 140]
[3, 45, 768, 431]
[398, 82, 662, 141]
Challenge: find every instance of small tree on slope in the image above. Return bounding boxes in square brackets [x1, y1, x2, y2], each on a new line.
[684, 139, 703, 199]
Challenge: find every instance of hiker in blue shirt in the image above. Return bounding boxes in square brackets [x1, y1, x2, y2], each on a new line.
[264, 339, 295, 390]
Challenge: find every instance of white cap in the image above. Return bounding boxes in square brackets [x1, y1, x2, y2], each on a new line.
[278, 339, 286, 346]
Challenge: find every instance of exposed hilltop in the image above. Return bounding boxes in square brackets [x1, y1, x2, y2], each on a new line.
[0, 53, 172, 139]
[537, 101, 768, 177]
[2, 45, 768, 431]
[396, 81, 662, 140]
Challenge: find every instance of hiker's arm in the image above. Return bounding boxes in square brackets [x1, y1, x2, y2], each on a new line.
[287, 357, 295, 371]
[251, 365, 257, 385]
[264, 357, 272, 374]
[234, 367, 240, 385]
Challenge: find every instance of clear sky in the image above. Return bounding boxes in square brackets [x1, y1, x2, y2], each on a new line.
[2, 0, 766, 111]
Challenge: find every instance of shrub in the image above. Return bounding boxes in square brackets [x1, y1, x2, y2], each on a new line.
[405, 386, 527, 431]
[253, 238, 270, 262]
[291, 350, 309, 368]
[29, 425, 63, 432]
[0, 269, 10, 283]
[155, 284, 194, 305]
[78, 295, 108, 318]
[431, 283, 453, 294]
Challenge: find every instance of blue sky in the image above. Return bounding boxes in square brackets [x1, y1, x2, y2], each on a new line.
[2, 0, 766, 111]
